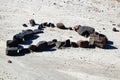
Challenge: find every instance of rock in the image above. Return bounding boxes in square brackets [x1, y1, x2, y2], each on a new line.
[50, 23, 55, 28]
[63, 39, 71, 47]
[103, 28, 105, 30]
[77, 40, 89, 48]
[73, 25, 80, 31]
[7, 40, 19, 47]
[70, 42, 78, 48]
[112, 27, 119, 32]
[29, 19, 36, 26]
[22, 29, 34, 40]
[47, 41, 56, 48]
[46, 23, 51, 27]
[36, 41, 48, 51]
[38, 24, 45, 30]
[33, 29, 43, 34]
[42, 22, 48, 26]
[52, 39, 57, 42]
[55, 39, 71, 49]
[76, 25, 95, 37]
[22, 24, 28, 27]
[89, 32, 108, 48]
[56, 23, 65, 29]
[6, 47, 18, 56]
[68, 27, 73, 30]
[8, 60, 12, 63]
[28, 45, 37, 51]
[112, 24, 116, 26]
[55, 41, 65, 49]
[13, 33, 24, 43]
[19, 48, 30, 54]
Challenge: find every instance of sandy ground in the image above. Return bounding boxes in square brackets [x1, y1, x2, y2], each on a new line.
[0, 0, 120, 80]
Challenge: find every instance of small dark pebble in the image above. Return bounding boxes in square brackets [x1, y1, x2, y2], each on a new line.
[22, 24, 28, 27]
[103, 28, 105, 30]
[112, 27, 119, 32]
[50, 23, 55, 28]
[8, 60, 12, 63]
[112, 24, 116, 26]
[53, 3, 56, 5]
[69, 36, 73, 38]
[68, 27, 73, 30]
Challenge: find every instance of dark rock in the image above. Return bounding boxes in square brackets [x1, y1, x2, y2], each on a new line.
[63, 39, 71, 47]
[28, 45, 37, 51]
[19, 48, 30, 54]
[75, 25, 95, 37]
[77, 40, 89, 48]
[42, 22, 48, 26]
[112, 27, 119, 32]
[22, 29, 34, 40]
[8, 60, 12, 63]
[55, 39, 71, 49]
[22, 24, 28, 27]
[47, 41, 56, 48]
[13, 33, 24, 43]
[55, 41, 65, 49]
[68, 27, 73, 30]
[53, 3, 56, 5]
[29, 19, 36, 26]
[56, 23, 65, 29]
[103, 28, 105, 30]
[52, 39, 57, 42]
[112, 24, 116, 26]
[6, 47, 18, 56]
[33, 29, 43, 34]
[36, 41, 48, 51]
[46, 23, 51, 27]
[7, 40, 19, 47]
[50, 23, 55, 28]
[69, 36, 73, 38]
[38, 24, 45, 30]
[70, 42, 78, 48]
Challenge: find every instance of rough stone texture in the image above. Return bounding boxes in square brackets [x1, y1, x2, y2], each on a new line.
[56, 23, 65, 29]
[29, 19, 36, 26]
[77, 40, 89, 48]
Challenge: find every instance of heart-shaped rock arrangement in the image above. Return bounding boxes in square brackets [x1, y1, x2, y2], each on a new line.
[6, 19, 108, 56]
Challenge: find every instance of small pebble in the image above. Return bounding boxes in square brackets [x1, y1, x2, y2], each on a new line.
[103, 28, 105, 30]
[22, 24, 28, 27]
[8, 60, 12, 63]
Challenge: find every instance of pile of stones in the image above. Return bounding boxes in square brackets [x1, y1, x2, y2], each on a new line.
[6, 19, 109, 56]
